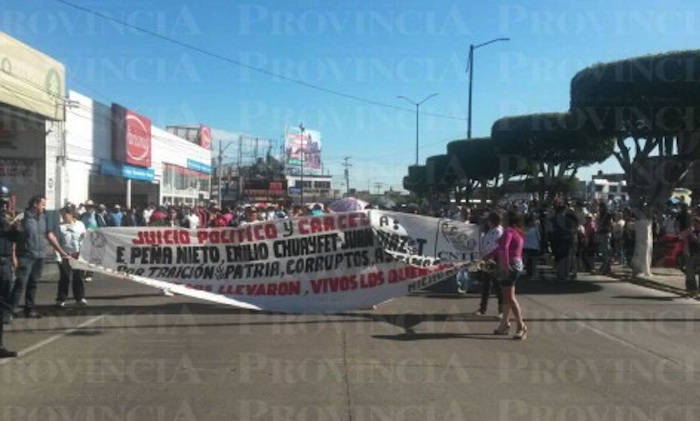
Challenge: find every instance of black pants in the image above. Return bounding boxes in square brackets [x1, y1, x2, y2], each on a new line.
[57, 259, 85, 302]
[523, 248, 539, 279]
[478, 272, 504, 313]
[0, 257, 13, 348]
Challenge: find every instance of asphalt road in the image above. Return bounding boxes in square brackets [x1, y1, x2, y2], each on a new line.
[1, 264, 699, 421]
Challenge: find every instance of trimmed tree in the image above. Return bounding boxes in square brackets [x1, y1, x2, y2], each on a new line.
[491, 112, 614, 200]
[446, 137, 501, 202]
[403, 165, 430, 199]
[425, 154, 461, 205]
[570, 50, 700, 277]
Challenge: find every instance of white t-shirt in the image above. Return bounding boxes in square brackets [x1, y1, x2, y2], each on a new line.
[57, 220, 86, 260]
[481, 225, 504, 259]
[187, 214, 200, 230]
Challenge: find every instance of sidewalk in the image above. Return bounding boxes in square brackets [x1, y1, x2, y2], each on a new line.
[610, 263, 697, 297]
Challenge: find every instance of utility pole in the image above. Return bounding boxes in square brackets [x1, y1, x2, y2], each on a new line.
[342, 157, 352, 196]
[467, 37, 510, 139]
[299, 123, 305, 206]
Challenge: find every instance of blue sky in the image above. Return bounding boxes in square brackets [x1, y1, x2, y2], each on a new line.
[3, 0, 700, 192]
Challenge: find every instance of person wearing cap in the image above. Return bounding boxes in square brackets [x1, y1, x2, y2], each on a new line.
[55, 207, 88, 307]
[0, 184, 18, 357]
[107, 204, 124, 227]
[81, 200, 107, 229]
[9, 195, 70, 320]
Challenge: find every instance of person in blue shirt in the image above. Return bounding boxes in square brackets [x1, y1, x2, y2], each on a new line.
[107, 204, 124, 227]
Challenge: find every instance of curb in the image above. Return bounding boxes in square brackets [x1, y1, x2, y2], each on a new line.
[610, 271, 699, 300]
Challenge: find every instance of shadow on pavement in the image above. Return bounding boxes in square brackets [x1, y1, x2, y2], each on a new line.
[417, 279, 603, 299]
[612, 295, 679, 301]
[372, 333, 508, 341]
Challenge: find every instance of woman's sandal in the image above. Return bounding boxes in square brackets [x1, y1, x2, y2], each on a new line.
[493, 323, 511, 335]
[513, 324, 528, 340]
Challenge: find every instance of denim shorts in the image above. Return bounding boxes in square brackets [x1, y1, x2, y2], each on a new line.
[499, 269, 522, 287]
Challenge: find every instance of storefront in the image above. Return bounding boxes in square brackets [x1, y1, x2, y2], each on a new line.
[285, 174, 336, 205]
[0, 32, 65, 212]
[62, 91, 212, 208]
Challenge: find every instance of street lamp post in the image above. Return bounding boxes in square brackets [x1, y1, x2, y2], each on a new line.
[299, 123, 305, 206]
[397, 93, 439, 165]
[467, 37, 510, 139]
[217, 139, 234, 205]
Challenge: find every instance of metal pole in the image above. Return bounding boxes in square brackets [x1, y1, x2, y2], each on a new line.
[466, 37, 509, 139]
[467, 44, 474, 140]
[218, 141, 223, 204]
[414, 103, 419, 165]
[397, 93, 438, 165]
[299, 124, 305, 206]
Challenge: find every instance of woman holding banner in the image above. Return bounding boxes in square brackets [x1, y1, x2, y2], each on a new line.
[55, 206, 87, 307]
[473, 211, 504, 317]
[493, 210, 528, 340]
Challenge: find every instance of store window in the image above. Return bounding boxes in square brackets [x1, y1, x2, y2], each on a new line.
[163, 163, 210, 198]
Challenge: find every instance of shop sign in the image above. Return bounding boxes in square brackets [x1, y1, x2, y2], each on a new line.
[101, 160, 155, 182]
[112, 104, 152, 168]
[186, 158, 212, 174]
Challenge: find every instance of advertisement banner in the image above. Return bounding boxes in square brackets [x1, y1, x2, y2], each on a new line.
[76, 211, 477, 313]
[199, 125, 212, 150]
[0, 32, 66, 121]
[112, 103, 152, 168]
[285, 127, 322, 170]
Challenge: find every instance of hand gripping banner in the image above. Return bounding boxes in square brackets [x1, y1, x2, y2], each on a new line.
[74, 211, 480, 313]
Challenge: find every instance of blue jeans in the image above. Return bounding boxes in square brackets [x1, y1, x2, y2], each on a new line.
[10, 257, 44, 313]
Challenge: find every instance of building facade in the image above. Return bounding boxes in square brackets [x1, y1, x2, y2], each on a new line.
[0, 32, 66, 213]
[62, 91, 212, 208]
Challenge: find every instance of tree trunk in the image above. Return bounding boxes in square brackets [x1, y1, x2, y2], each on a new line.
[631, 218, 653, 278]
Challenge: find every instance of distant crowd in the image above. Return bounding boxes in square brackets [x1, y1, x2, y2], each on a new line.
[67, 200, 335, 230]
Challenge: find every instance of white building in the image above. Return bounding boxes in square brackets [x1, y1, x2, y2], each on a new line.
[285, 174, 337, 204]
[62, 90, 212, 208]
[589, 176, 628, 203]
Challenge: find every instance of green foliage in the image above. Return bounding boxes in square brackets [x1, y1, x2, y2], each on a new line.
[425, 154, 460, 192]
[403, 165, 429, 195]
[491, 112, 614, 167]
[570, 50, 700, 136]
[446, 137, 501, 181]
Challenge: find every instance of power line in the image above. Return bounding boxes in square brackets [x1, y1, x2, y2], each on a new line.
[51, 0, 466, 122]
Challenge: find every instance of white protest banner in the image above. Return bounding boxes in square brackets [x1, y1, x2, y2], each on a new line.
[76, 211, 476, 313]
[370, 210, 481, 262]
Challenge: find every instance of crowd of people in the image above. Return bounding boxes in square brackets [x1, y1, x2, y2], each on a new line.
[71, 200, 333, 230]
[436, 194, 700, 340]
[2, 189, 700, 357]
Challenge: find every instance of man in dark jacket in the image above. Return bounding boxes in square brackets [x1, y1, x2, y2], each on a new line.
[9, 195, 70, 320]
